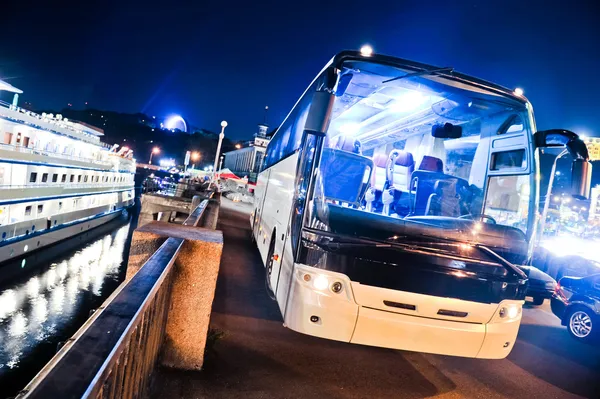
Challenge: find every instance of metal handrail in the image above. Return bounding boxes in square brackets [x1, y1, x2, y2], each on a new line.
[17, 196, 213, 399]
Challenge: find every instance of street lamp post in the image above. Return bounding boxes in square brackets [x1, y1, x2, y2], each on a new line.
[149, 147, 160, 164]
[191, 151, 200, 169]
[218, 155, 224, 180]
[538, 148, 569, 245]
[212, 121, 227, 184]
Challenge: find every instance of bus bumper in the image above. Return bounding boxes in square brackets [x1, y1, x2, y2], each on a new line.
[284, 266, 359, 343]
[351, 306, 520, 359]
[285, 265, 521, 359]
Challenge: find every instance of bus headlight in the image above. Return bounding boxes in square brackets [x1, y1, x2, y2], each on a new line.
[331, 281, 343, 293]
[313, 275, 329, 291]
[499, 304, 521, 320]
[296, 265, 354, 302]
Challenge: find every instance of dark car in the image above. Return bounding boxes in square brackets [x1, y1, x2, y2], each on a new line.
[551, 274, 600, 343]
[519, 265, 556, 305]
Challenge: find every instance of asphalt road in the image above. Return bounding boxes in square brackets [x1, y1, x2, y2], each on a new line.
[153, 199, 600, 399]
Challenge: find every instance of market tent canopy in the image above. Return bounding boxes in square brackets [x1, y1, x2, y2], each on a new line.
[218, 168, 240, 180]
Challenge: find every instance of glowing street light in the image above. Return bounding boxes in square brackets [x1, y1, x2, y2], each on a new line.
[191, 151, 200, 169]
[514, 87, 524, 97]
[212, 121, 227, 184]
[235, 144, 242, 149]
[149, 147, 160, 164]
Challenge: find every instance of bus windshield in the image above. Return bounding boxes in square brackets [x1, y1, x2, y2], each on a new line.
[311, 60, 534, 249]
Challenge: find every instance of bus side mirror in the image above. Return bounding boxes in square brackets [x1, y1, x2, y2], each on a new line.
[571, 159, 592, 200]
[535, 129, 592, 200]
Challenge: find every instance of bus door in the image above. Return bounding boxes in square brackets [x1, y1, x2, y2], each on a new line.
[273, 130, 324, 311]
[253, 168, 272, 261]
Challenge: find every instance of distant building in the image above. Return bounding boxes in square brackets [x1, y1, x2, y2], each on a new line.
[583, 137, 600, 161]
[589, 186, 600, 221]
[223, 123, 270, 182]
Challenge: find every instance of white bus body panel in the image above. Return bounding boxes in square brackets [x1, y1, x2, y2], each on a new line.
[285, 264, 522, 359]
[254, 153, 299, 314]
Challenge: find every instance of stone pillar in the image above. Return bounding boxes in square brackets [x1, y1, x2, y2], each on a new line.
[126, 221, 223, 370]
[162, 228, 222, 370]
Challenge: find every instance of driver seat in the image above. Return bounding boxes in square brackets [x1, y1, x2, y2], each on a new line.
[425, 180, 461, 217]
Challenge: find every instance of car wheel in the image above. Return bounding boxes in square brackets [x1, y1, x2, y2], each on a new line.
[532, 296, 545, 306]
[566, 306, 597, 343]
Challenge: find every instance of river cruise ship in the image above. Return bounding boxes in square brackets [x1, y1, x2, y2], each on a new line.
[0, 79, 135, 264]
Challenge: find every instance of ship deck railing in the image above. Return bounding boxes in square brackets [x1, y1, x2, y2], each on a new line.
[0, 141, 135, 170]
[0, 182, 134, 190]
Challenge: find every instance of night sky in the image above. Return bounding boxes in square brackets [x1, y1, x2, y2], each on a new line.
[1, 0, 599, 140]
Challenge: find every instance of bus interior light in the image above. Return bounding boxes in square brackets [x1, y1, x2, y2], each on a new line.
[390, 91, 427, 113]
[339, 123, 361, 136]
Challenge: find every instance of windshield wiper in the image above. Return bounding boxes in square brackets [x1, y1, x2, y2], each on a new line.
[472, 244, 528, 279]
[383, 67, 454, 84]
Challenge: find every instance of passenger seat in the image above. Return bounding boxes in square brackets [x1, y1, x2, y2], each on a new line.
[391, 150, 414, 216]
[365, 153, 388, 212]
[335, 135, 362, 154]
[426, 180, 461, 217]
[409, 155, 445, 215]
[418, 155, 444, 173]
[392, 151, 415, 192]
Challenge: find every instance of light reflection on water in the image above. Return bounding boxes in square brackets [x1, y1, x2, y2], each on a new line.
[0, 223, 130, 374]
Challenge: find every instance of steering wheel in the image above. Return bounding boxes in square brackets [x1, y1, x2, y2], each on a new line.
[459, 214, 497, 225]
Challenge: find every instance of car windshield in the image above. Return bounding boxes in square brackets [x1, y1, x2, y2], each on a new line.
[311, 59, 534, 245]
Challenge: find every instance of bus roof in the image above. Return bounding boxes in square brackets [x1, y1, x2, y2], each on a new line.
[268, 50, 531, 144]
[329, 50, 529, 105]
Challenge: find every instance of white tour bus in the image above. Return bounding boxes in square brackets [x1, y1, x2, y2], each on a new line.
[251, 50, 591, 359]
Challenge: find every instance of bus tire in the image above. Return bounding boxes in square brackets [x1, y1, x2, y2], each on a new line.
[265, 235, 276, 300]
